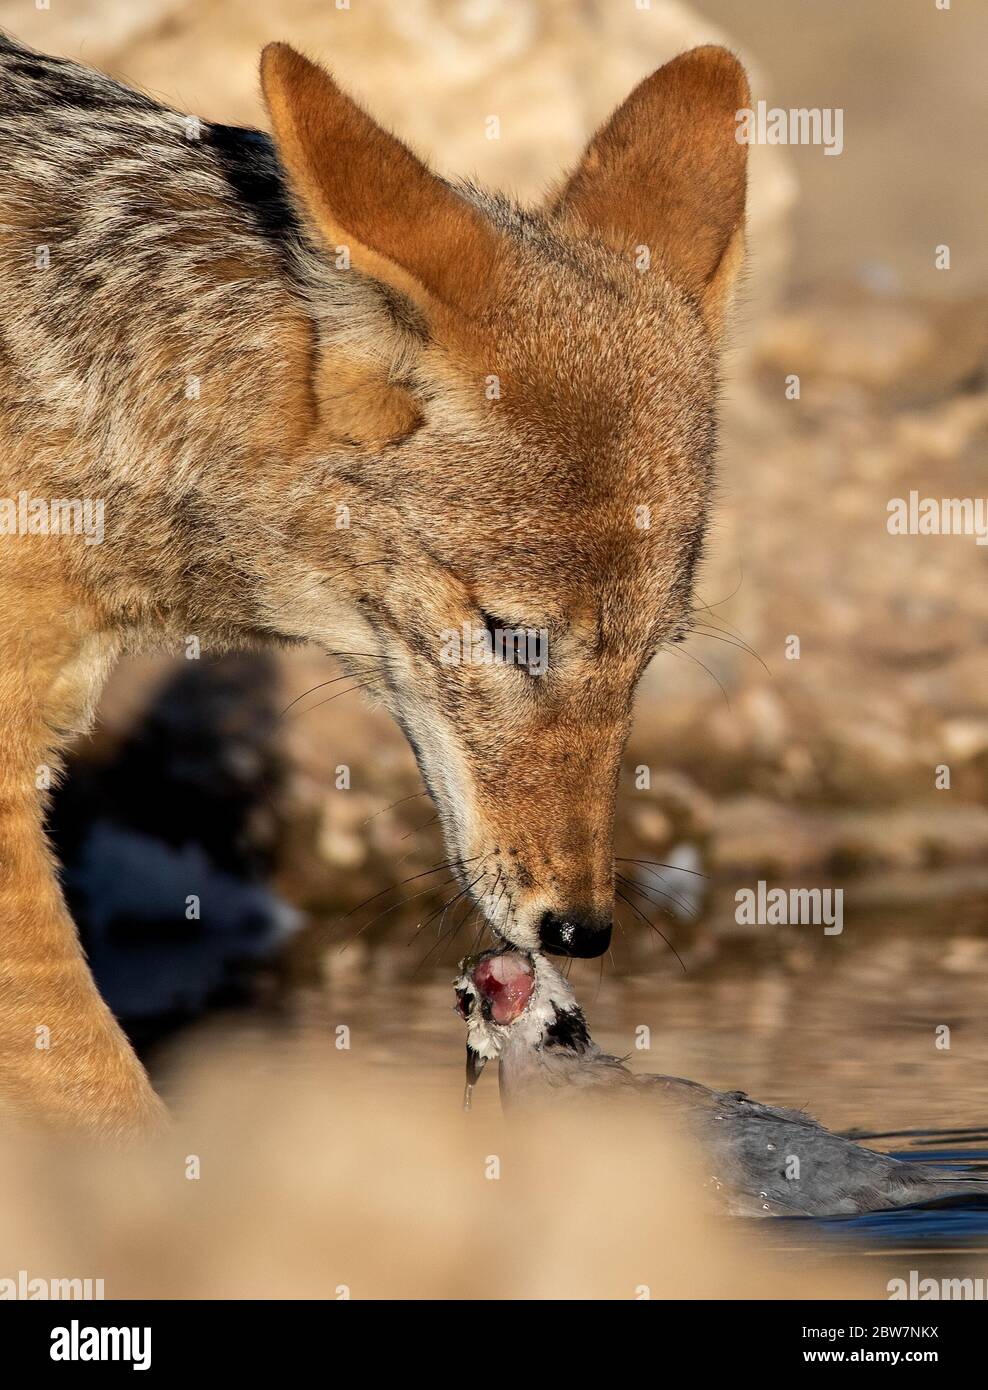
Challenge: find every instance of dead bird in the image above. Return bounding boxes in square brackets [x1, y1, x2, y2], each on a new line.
[454, 948, 988, 1218]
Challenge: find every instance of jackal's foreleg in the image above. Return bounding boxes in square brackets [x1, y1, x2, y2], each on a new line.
[0, 617, 166, 1138]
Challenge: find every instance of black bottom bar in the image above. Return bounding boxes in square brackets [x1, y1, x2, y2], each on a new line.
[2, 1297, 982, 1373]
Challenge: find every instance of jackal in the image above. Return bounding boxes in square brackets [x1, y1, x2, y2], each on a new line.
[0, 31, 747, 1133]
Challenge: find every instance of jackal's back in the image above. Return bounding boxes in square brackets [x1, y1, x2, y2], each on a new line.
[0, 30, 317, 461]
[0, 33, 349, 630]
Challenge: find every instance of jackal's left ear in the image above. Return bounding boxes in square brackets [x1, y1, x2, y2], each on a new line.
[261, 43, 504, 319]
[553, 46, 749, 332]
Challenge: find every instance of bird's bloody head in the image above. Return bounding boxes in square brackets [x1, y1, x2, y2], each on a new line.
[467, 952, 535, 1024]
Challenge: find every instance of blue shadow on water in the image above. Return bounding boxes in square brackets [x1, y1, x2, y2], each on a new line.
[758, 1136, 988, 1252]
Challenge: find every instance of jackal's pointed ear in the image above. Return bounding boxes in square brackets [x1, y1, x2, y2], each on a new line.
[553, 46, 749, 331]
[261, 43, 503, 318]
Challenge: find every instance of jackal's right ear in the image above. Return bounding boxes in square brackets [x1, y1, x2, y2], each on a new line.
[261, 43, 503, 319]
[553, 46, 749, 331]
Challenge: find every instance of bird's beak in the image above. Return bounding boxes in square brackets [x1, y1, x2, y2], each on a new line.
[463, 1043, 488, 1111]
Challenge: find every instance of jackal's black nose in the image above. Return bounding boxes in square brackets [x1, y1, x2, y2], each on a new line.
[538, 911, 612, 959]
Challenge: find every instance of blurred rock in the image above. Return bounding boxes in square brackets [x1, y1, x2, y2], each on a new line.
[628, 804, 673, 847]
[755, 287, 988, 405]
[711, 798, 988, 876]
[622, 769, 715, 866]
[941, 719, 988, 762]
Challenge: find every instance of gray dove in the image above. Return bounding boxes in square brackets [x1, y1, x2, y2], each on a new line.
[454, 947, 988, 1219]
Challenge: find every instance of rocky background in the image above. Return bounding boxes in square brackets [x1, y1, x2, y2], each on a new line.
[6, 0, 984, 1023]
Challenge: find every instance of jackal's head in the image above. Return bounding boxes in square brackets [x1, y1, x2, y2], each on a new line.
[261, 43, 748, 958]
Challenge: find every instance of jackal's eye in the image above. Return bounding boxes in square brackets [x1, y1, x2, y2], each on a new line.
[478, 610, 550, 679]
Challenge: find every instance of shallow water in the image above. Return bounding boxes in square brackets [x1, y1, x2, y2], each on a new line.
[272, 882, 988, 1291]
[761, 1140, 988, 1295]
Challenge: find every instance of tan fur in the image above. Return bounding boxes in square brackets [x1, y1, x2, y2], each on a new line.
[0, 35, 747, 1133]
[314, 349, 422, 448]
